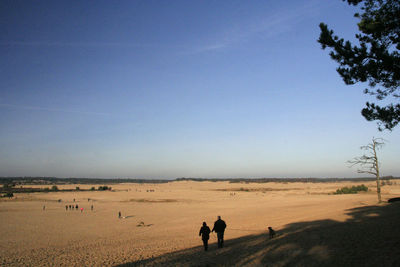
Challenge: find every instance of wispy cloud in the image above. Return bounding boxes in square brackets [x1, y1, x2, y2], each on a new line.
[186, 1, 326, 54]
[187, 43, 227, 54]
[0, 103, 110, 116]
[0, 41, 165, 48]
[0, 1, 328, 56]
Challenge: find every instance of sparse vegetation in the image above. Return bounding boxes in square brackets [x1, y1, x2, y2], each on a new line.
[215, 187, 294, 192]
[2, 192, 14, 198]
[2, 183, 14, 189]
[0, 183, 114, 195]
[381, 180, 394, 186]
[98, 185, 111, 191]
[334, 184, 368, 194]
[129, 198, 178, 203]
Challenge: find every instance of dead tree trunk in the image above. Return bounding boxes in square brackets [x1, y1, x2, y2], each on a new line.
[348, 138, 384, 203]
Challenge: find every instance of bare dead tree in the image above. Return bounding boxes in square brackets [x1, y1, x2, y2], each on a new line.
[348, 138, 385, 203]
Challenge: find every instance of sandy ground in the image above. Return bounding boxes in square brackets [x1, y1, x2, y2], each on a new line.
[1, 180, 399, 266]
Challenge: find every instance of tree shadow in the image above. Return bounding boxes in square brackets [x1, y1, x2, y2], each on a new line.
[117, 203, 400, 267]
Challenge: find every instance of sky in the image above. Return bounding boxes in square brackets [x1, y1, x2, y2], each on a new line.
[0, 0, 399, 179]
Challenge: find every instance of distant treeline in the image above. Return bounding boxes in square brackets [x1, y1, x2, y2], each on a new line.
[0, 177, 171, 185]
[0, 184, 113, 196]
[175, 177, 399, 183]
[0, 176, 399, 186]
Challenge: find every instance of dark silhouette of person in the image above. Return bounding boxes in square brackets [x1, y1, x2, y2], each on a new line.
[268, 227, 276, 239]
[91, 205, 93, 211]
[65, 205, 68, 211]
[199, 222, 211, 251]
[75, 204, 78, 210]
[118, 211, 121, 218]
[212, 216, 227, 248]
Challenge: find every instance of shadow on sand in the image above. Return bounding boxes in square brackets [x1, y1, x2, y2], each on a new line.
[117, 203, 400, 267]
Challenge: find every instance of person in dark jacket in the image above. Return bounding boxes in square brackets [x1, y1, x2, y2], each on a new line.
[212, 216, 227, 248]
[199, 222, 211, 251]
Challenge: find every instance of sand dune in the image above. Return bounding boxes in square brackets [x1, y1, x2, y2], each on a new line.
[1, 180, 399, 266]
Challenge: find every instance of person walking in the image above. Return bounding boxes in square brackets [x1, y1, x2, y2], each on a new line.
[212, 216, 227, 248]
[199, 222, 211, 251]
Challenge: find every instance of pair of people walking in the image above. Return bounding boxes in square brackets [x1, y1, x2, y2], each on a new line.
[199, 216, 227, 251]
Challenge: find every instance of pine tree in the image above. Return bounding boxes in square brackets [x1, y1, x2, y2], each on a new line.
[318, 0, 400, 130]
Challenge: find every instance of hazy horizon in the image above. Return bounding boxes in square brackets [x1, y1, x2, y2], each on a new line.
[1, 0, 399, 179]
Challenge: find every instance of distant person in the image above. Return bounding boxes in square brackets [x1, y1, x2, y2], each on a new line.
[80, 207, 83, 213]
[212, 216, 227, 248]
[268, 227, 276, 239]
[73, 198, 75, 202]
[118, 211, 122, 218]
[65, 205, 68, 211]
[91, 205, 93, 211]
[76, 204, 78, 210]
[199, 222, 211, 251]
[43, 205, 45, 211]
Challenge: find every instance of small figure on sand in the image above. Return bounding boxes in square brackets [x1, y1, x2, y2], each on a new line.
[212, 216, 227, 248]
[199, 222, 211, 251]
[80, 207, 83, 212]
[118, 211, 122, 218]
[65, 205, 68, 211]
[75, 204, 78, 210]
[43, 205, 45, 211]
[91, 205, 93, 211]
[268, 227, 276, 239]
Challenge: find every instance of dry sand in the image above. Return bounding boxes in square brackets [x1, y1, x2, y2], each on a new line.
[1, 180, 399, 266]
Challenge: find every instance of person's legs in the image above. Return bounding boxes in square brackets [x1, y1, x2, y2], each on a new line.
[203, 239, 208, 251]
[217, 232, 224, 248]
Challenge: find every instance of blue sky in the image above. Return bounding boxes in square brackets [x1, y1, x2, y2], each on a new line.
[1, 0, 399, 179]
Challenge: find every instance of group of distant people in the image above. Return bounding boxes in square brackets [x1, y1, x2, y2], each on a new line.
[66, 204, 79, 210]
[65, 203, 94, 212]
[42, 201, 94, 212]
[199, 216, 276, 251]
